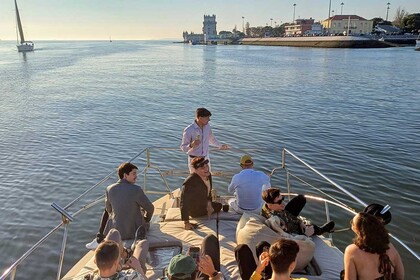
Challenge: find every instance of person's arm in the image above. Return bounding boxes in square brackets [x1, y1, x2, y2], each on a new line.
[255, 251, 270, 275]
[105, 189, 112, 215]
[126, 256, 148, 280]
[227, 176, 237, 194]
[390, 243, 405, 280]
[343, 245, 358, 280]
[262, 174, 271, 191]
[138, 188, 154, 222]
[180, 126, 193, 152]
[180, 183, 194, 230]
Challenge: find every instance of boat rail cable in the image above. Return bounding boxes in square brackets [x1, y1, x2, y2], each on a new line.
[281, 148, 367, 206]
[286, 171, 353, 211]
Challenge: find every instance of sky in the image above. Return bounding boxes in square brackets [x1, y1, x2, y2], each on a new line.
[1, 0, 418, 40]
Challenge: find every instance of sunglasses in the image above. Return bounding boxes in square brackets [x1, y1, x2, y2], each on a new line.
[274, 196, 285, 204]
[194, 159, 209, 169]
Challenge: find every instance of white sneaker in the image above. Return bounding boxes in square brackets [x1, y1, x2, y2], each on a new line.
[85, 238, 99, 250]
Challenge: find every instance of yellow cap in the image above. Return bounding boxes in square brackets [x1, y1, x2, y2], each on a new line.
[240, 154, 253, 165]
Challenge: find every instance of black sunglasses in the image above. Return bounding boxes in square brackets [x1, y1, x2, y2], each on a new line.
[196, 161, 209, 169]
[274, 196, 285, 204]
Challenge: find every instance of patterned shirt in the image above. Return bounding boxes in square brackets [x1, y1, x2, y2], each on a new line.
[261, 204, 303, 235]
[92, 270, 145, 280]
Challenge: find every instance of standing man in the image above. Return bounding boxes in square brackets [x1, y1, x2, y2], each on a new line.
[86, 162, 154, 249]
[228, 155, 271, 214]
[180, 107, 229, 173]
[180, 157, 222, 230]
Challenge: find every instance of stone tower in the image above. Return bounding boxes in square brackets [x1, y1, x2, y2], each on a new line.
[203, 14, 217, 42]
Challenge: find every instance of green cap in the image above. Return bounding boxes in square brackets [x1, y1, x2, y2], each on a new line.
[167, 254, 197, 279]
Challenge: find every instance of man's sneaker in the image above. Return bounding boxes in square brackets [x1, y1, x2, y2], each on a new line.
[131, 225, 146, 250]
[85, 237, 99, 250]
[320, 221, 335, 234]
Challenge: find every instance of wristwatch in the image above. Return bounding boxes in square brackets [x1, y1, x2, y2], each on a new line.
[211, 271, 218, 277]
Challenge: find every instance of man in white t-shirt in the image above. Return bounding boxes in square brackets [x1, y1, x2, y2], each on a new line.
[228, 154, 271, 214]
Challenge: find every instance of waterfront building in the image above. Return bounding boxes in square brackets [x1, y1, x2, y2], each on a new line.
[182, 31, 204, 44]
[373, 24, 401, 35]
[285, 18, 314, 35]
[182, 14, 217, 44]
[285, 18, 322, 36]
[203, 14, 217, 43]
[322, 15, 373, 35]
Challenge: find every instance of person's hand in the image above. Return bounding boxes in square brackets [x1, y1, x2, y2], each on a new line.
[256, 251, 270, 274]
[198, 254, 217, 277]
[126, 256, 142, 272]
[184, 221, 195, 230]
[191, 139, 201, 148]
[304, 225, 315, 236]
[219, 144, 229, 150]
[207, 201, 214, 216]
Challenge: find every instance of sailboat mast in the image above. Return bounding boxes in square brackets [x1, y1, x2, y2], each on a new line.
[15, 0, 25, 44]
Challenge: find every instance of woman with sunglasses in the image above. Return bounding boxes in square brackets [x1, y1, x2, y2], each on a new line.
[261, 188, 335, 236]
[343, 212, 404, 280]
[180, 157, 222, 230]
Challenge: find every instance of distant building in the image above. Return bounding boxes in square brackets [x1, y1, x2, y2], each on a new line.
[203, 14, 217, 43]
[322, 15, 373, 35]
[183, 14, 217, 44]
[373, 24, 401, 34]
[285, 18, 316, 35]
[182, 31, 204, 44]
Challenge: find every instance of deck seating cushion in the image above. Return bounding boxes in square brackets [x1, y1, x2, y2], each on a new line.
[236, 213, 315, 271]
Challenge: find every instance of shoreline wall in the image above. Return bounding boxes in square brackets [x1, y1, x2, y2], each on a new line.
[239, 36, 390, 48]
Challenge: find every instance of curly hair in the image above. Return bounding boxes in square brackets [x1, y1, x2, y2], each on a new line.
[353, 212, 394, 279]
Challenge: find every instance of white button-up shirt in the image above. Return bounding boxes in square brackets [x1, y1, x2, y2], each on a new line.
[180, 121, 221, 157]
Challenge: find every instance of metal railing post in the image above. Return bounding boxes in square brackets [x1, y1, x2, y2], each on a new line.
[56, 223, 69, 280]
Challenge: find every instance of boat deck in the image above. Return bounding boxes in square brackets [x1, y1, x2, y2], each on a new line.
[63, 189, 343, 280]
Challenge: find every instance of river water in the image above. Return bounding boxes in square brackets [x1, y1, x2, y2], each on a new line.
[0, 40, 419, 279]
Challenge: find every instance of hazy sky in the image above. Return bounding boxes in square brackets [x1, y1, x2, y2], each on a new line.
[1, 0, 418, 40]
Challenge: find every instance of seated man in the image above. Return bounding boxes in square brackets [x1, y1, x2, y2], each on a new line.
[180, 157, 222, 230]
[166, 235, 223, 280]
[86, 162, 154, 249]
[261, 188, 334, 236]
[228, 155, 271, 214]
[92, 239, 148, 280]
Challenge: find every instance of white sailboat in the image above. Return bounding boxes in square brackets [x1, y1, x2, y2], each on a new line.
[15, 0, 34, 52]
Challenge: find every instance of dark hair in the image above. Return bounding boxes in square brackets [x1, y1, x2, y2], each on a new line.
[262, 188, 281, 204]
[95, 240, 120, 271]
[353, 212, 393, 279]
[190, 157, 208, 169]
[195, 108, 212, 118]
[269, 239, 299, 275]
[169, 271, 197, 280]
[363, 203, 392, 225]
[117, 162, 138, 179]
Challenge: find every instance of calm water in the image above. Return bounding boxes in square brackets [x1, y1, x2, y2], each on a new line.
[0, 40, 419, 279]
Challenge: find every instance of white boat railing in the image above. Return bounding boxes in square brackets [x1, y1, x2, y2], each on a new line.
[0, 147, 174, 280]
[1, 147, 418, 280]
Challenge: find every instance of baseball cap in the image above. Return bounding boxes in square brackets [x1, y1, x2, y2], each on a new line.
[240, 154, 253, 165]
[167, 254, 197, 279]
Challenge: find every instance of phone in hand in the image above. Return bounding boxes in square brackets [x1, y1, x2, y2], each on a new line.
[189, 246, 200, 263]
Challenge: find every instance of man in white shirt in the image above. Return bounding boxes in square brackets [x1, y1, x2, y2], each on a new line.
[228, 155, 271, 214]
[180, 108, 229, 173]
